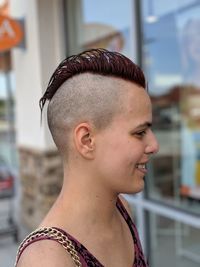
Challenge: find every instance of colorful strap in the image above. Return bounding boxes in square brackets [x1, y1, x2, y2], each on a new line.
[15, 227, 82, 267]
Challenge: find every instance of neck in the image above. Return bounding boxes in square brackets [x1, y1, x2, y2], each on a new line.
[40, 163, 123, 237]
[51, 162, 121, 228]
[59, 176, 119, 226]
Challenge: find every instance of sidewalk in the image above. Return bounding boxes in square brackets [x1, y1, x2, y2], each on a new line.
[0, 173, 29, 267]
[0, 211, 29, 267]
[1, 234, 21, 267]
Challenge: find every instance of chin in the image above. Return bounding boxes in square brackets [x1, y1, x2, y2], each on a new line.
[130, 181, 145, 194]
[121, 183, 145, 195]
[115, 176, 145, 194]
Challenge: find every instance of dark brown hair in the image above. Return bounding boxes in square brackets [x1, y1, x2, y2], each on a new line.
[39, 48, 146, 111]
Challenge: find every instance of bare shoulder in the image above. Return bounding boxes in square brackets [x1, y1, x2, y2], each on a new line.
[16, 239, 76, 267]
[119, 194, 133, 218]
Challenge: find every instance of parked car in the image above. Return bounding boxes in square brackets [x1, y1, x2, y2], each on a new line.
[0, 155, 18, 242]
[0, 156, 15, 199]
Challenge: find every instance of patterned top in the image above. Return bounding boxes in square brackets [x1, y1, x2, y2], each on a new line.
[16, 198, 148, 267]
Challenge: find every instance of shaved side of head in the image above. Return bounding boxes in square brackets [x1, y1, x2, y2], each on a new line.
[40, 49, 146, 160]
[47, 73, 126, 158]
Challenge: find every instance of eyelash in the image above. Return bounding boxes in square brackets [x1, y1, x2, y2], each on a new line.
[135, 130, 147, 138]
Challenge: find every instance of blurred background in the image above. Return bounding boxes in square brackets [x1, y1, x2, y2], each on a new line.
[0, 0, 200, 266]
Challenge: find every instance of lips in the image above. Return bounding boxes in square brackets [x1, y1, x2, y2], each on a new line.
[135, 162, 148, 174]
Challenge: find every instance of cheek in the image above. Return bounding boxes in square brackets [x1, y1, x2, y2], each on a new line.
[103, 145, 136, 171]
[96, 141, 126, 172]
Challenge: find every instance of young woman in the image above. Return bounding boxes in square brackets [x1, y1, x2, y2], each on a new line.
[16, 49, 159, 267]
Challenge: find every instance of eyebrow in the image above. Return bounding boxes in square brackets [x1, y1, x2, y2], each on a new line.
[135, 122, 152, 129]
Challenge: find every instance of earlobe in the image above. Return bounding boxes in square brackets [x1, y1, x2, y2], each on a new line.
[74, 123, 95, 159]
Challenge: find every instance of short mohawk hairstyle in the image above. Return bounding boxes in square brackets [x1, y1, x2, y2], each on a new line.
[39, 48, 146, 111]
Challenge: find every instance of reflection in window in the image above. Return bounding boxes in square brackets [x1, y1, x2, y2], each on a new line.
[65, 0, 133, 58]
[0, 52, 17, 168]
[141, 1, 200, 214]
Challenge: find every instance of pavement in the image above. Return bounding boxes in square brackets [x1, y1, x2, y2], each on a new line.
[0, 172, 29, 267]
[0, 234, 21, 267]
[0, 200, 29, 267]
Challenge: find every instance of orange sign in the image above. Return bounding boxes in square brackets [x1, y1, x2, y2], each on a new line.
[0, 15, 23, 52]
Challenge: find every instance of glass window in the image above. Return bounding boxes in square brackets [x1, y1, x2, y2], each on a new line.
[65, 0, 133, 58]
[0, 52, 17, 169]
[141, 0, 200, 215]
[148, 213, 200, 267]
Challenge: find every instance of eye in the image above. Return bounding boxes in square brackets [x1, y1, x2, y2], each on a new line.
[135, 130, 147, 138]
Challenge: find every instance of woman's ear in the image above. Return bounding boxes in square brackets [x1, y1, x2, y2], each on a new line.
[73, 122, 95, 159]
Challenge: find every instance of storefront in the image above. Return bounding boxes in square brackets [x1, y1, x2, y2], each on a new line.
[10, 0, 200, 266]
[63, 2, 200, 264]
[139, 1, 200, 266]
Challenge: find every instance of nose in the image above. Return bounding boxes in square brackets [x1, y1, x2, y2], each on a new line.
[145, 130, 159, 155]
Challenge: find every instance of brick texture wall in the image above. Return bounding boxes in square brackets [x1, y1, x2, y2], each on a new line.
[19, 147, 63, 230]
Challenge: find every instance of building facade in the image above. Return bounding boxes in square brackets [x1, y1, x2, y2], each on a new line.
[2, 0, 199, 266]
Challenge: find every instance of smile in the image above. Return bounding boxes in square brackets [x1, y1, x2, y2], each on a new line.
[136, 163, 146, 169]
[135, 163, 147, 174]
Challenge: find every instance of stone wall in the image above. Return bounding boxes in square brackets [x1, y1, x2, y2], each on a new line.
[19, 147, 63, 230]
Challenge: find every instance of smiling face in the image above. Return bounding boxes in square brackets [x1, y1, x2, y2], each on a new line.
[94, 81, 159, 194]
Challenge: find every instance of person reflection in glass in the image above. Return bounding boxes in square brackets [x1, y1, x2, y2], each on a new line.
[180, 19, 200, 199]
